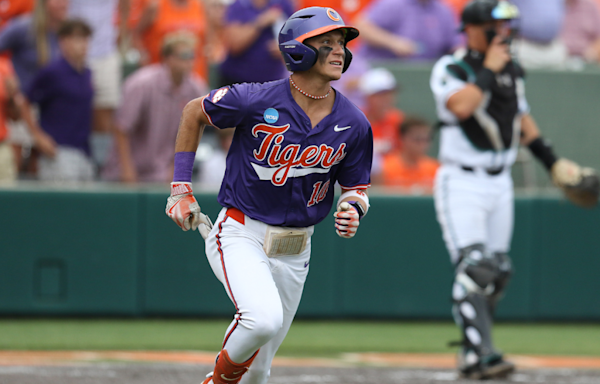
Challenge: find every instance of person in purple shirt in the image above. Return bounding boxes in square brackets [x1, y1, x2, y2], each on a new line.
[510, 0, 567, 68]
[219, 0, 294, 85]
[0, 0, 67, 93]
[165, 7, 372, 384]
[25, 19, 94, 182]
[0, 0, 68, 167]
[355, 0, 462, 61]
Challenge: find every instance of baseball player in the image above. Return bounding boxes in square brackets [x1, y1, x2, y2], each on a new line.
[430, 0, 599, 380]
[165, 7, 372, 384]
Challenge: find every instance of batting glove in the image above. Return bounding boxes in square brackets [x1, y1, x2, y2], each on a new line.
[333, 202, 360, 239]
[166, 182, 213, 238]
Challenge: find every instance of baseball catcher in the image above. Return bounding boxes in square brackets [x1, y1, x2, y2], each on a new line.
[430, 0, 597, 380]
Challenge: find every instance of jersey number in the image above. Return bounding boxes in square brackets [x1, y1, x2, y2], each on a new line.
[307, 180, 330, 207]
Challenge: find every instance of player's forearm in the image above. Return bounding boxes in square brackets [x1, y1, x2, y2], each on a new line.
[519, 114, 541, 145]
[114, 129, 137, 179]
[135, 4, 156, 35]
[447, 64, 500, 121]
[353, 17, 409, 53]
[117, 0, 131, 47]
[18, 97, 42, 135]
[584, 38, 600, 62]
[224, 24, 262, 56]
[520, 114, 558, 171]
[118, 0, 130, 25]
[174, 97, 208, 153]
[446, 84, 484, 120]
[6, 95, 20, 120]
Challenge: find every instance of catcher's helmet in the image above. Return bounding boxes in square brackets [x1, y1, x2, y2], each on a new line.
[279, 7, 359, 73]
[460, 0, 519, 31]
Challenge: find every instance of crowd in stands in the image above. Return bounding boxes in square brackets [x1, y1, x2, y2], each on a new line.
[0, 0, 599, 193]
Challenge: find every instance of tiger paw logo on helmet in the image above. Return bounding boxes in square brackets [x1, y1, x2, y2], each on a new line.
[278, 6, 359, 73]
[326, 8, 340, 21]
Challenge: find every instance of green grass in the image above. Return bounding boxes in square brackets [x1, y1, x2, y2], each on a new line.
[0, 319, 599, 357]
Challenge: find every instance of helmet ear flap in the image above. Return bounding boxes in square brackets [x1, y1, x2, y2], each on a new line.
[279, 40, 318, 72]
[342, 47, 353, 73]
[306, 44, 319, 68]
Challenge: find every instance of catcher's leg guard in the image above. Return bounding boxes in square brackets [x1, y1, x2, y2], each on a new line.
[203, 349, 259, 384]
[489, 252, 512, 311]
[452, 244, 514, 379]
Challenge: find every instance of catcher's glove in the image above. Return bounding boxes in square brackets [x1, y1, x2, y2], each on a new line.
[551, 158, 600, 208]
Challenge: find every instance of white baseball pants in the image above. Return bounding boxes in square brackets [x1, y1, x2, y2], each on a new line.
[205, 207, 313, 384]
[434, 164, 514, 264]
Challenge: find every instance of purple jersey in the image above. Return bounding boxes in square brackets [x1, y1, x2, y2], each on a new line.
[202, 79, 373, 227]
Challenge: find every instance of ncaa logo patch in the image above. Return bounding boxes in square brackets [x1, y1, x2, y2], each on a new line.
[264, 108, 279, 124]
[327, 8, 341, 22]
[212, 88, 229, 103]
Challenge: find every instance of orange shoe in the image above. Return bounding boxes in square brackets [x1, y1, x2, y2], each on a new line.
[203, 349, 258, 384]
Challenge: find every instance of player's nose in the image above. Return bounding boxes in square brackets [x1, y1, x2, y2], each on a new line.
[332, 45, 345, 58]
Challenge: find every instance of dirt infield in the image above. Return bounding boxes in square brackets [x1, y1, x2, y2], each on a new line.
[1, 362, 600, 384]
[0, 351, 599, 384]
[1, 351, 600, 369]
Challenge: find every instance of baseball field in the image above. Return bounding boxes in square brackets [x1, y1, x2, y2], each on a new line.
[1, 319, 599, 383]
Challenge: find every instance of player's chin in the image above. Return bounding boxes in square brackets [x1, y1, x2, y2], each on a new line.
[326, 67, 343, 81]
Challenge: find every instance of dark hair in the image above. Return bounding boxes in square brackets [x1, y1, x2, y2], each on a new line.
[400, 116, 431, 136]
[57, 19, 92, 39]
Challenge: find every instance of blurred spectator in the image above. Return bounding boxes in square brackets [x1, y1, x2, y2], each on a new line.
[0, 0, 34, 30]
[103, 32, 207, 183]
[134, 0, 209, 82]
[0, 58, 20, 183]
[296, 0, 371, 22]
[219, 0, 293, 85]
[68, 1, 129, 129]
[359, 67, 403, 155]
[441, 0, 469, 18]
[354, 0, 461, 62]
[195, 127, 234, 189]
[561, 0, 600, 64]
[377, 116, 439, 193]
[24, 19, 95, 182]
[511, 0, 567, 69]
[203, 0, 231, 66]
[0, 0, 67, 90]
[0, 0, 68, 174]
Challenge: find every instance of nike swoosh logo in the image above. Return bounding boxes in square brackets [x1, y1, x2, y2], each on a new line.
[221, 374, 240, 381]
[334, 125, 352, 132]
[232, 371, 244, 375]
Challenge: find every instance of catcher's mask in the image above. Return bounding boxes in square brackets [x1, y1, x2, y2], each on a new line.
[278, 6, 359, 73]
[460, 0, 520, 44]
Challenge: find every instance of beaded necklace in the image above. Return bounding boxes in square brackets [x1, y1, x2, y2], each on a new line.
[289, 76, 331, 100]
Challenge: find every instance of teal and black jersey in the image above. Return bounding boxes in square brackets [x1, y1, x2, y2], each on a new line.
[430, 49, 529, 169]
[445, 49, 525, 150]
